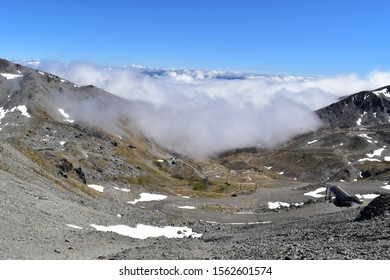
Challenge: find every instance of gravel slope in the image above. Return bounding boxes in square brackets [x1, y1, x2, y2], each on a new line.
[107, 205, 390, 260]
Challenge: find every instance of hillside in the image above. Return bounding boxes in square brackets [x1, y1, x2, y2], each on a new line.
[217, 86, 390, 184]
[1, 58, 261, 198]
[317, 86, 390, 128]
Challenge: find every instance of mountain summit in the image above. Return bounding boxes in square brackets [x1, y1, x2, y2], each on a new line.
[317, 86, 390, 128]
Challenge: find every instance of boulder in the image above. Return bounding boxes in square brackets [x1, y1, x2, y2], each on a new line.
[355, 194, 390, 221]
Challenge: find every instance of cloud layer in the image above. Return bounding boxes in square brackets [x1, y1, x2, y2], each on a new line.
[39, 61, 390, 157]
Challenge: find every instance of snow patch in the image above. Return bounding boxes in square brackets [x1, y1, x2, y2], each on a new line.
[384, 157, 390, 162]
[90, 224, 202, 239]
[356, 112, 367, 126]
[203, 220, 271, 225]
[15, 105, 30, 118]
[1, 73, 23, 80]
[366, 146, 386, 158]
[128, 193, 167, 205]
[66, 224, 83, 230]
[307, 140, 318, 145]
[0, 105, 30, 123]
[358, 133, 372, 140]
[268, 201, 302, 209]
[358, 158, 381, 162]
[268, 201, 290, 209]
[87, 184, 105, 192]
[373, 88, 390, 98]
[355, 194, 380, 200]
[381, 184, 390, 190]
[1, 107, 9, 121]
[114, 187, 131, 192]
[304, 187, 327, 198]
[177, 206, 196, 210]
[264, 166, 273, 170]
[58, 108, 75, 123]
[58, 108, 70, 118]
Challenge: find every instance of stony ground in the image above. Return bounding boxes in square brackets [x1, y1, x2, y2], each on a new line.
[107, 205, 390, 260]
[2, 158, 389, 261]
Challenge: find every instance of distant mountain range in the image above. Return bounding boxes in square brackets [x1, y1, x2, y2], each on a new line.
[19, 59, 313, 82]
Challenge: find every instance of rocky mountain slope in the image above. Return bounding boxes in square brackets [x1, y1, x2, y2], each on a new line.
[1, 58, 389, 260]
[216, 86, 390, 184]
[2, 57, 291, 199]
[0, 58, 208, 194]
[317, 85, 390, 128]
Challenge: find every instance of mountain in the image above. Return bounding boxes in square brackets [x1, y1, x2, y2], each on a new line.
[1, 58, 390, 260]
[317, 86, 390, 128]
[0, 58, 195, 190]
[216, 86, 390, 183]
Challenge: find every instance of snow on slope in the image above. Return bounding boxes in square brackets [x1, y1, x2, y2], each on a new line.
[1, 73, 23, 80]
[90, 224, 202, 239]
[128, 193, 167, 205]
[0, 105, 31, 124]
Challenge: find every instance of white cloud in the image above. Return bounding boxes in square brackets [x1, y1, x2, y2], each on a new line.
[38, 61, 390, 157]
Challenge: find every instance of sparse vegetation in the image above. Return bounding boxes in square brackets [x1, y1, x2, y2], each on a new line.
[189, 178, 210, 191]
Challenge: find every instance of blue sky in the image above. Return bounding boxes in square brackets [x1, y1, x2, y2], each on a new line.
[2, 0, 390, 75]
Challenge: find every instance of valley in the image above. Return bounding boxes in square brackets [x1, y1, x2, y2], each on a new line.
[1, 58, 390, 260]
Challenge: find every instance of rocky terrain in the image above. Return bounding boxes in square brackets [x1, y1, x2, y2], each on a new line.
[0, 58, 389, 260]
[109, 203, 390, 260]
[317, 86, 390, 128]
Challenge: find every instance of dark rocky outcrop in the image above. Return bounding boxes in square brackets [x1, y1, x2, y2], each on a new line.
[74, 167, 87, 184]
[57, 159, 87, 184]
[57, 159, 73, 176]
[355, 194, 390, 221]
[317, 86, 390, 128]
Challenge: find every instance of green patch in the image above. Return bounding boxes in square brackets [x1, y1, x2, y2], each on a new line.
[172, 174, 185, 180]
[209, 184, 229, 194]
[189, 178, 210, 191]
[17, 146, 49, 168]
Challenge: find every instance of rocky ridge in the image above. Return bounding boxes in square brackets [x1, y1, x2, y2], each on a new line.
[317, 86, 390, 128]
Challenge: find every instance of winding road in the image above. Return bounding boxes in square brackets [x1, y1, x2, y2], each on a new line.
[131, 180, 390, 224]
